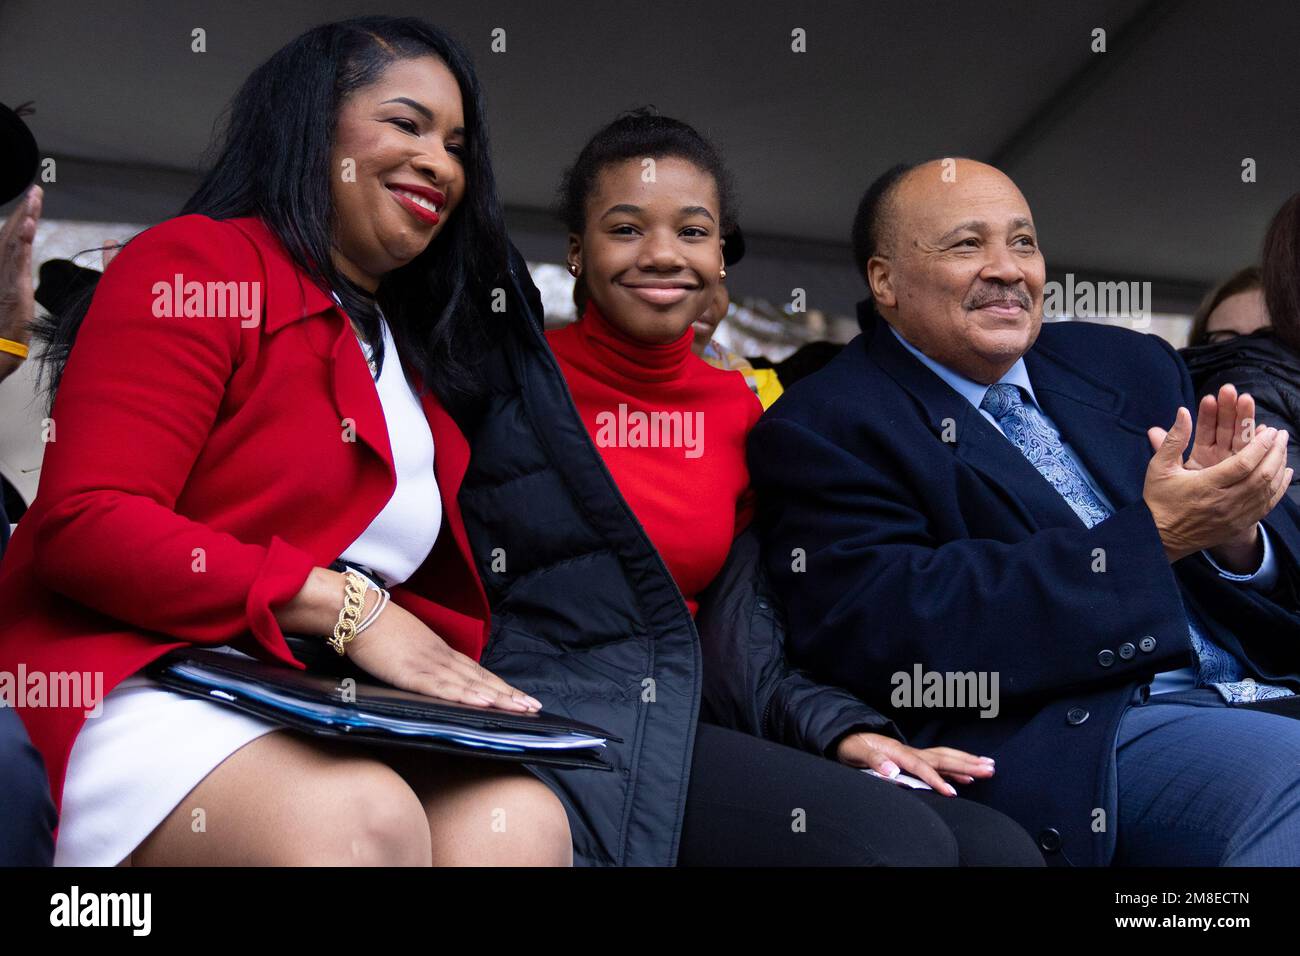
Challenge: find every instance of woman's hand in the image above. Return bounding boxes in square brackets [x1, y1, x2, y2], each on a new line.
[343, 598, 543, 714]
[276, 567, 543, 713]
[835, 731, 996, 796]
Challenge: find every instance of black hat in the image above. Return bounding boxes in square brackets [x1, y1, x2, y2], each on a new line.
[722, 225, 746, 267]
[0, 101, 39, 205]
[35, 259, 102, 318]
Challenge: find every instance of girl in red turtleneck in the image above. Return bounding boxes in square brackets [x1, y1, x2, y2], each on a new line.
[547, 296, 761, 617]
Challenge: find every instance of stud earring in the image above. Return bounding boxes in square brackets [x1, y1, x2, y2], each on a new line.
[720, 268, 727, 279]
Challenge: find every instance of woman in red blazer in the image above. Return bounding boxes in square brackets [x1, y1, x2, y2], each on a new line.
[0, 17, 571, 866]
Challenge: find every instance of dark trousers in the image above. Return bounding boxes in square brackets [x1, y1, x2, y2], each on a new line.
[1113, 688, 1300, 866]
[678, 723, 1044, 866]
[0, 707, 57, 866]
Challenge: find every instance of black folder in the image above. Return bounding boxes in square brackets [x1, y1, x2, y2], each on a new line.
[146, 636, 616, 771]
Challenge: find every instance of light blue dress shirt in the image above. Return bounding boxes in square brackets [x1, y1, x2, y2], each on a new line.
[888, 325, 1277, 694]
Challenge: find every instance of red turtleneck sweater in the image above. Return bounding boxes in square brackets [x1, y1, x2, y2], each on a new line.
[547, 301, 763, 617]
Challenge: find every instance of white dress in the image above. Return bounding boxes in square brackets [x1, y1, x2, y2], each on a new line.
[54, 314, 442, 866]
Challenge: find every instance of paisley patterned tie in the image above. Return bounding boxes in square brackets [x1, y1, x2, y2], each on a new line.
[979, 382, 1292, 703]
[980, 383, 1110, 529]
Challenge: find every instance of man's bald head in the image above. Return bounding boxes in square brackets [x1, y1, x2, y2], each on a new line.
[853, 158, 1029, 273]
[892, 158, 1034, 242]
[856, 157, 1046, 383]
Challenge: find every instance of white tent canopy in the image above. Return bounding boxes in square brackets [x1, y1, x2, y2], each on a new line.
[2, 0, 1297, 319]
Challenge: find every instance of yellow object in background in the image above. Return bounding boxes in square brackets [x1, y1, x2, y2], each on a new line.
[701, 343, 785, 410]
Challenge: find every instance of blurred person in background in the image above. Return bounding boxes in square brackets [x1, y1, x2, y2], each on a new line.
[689, 227, 784, 408]
[1182, 193, 1300, 504]
[1185, 267, 1269, 347]
[0, 102, 42, 556]
[0, 187, 39, 394]
[0, 99, 57, 866]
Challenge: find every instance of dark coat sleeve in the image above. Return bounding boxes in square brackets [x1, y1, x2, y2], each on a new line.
[696, 527, 902, 756]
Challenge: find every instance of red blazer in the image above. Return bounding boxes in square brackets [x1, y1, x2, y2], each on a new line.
[0, 214, 490, 821]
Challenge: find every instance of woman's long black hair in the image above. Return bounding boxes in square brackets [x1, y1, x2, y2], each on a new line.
[33, 16, 509, 414]
[1263, 192, 1300, 354]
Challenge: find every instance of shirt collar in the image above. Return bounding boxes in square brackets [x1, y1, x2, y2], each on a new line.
[887, 323, 1040, 412]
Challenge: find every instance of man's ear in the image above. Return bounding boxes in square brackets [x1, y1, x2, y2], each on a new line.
[867, 255, 896, 308]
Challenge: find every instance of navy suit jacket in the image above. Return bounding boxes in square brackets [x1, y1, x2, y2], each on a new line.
[749, 309, 1300, 866]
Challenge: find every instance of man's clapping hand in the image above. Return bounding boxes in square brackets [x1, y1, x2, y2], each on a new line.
[1151, 384, 1258, 472]
[1144, 384, 1291, 569]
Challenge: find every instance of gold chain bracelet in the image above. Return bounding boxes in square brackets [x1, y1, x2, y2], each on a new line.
[327, 571, 368, 655]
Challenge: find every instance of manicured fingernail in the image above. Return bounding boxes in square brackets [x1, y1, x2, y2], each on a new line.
[881, 761, 901, 778]
[979, 756, 995, 764]
[520, 695, 543, 710]
[944, 783, 957, 796]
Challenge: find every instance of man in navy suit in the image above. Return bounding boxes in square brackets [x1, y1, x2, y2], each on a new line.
[750, 157, 1300, 866]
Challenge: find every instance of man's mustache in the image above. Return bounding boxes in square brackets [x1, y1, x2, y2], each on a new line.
[967, 286, 1032, 310]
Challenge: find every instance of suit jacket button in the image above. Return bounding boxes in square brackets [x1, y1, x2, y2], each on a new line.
[1118, 642, 1137, 660]
[756, 599, 769, 610]
[1038, 828, 1062, 853]
[1097, 649, 1115, 667]
[1066, 707, 1089, 725]
[1139, 636, 1157, 653]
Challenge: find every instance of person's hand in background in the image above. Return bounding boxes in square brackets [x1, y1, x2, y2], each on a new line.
[0, 184, 41, 383]
[101, 238, 121, 269]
